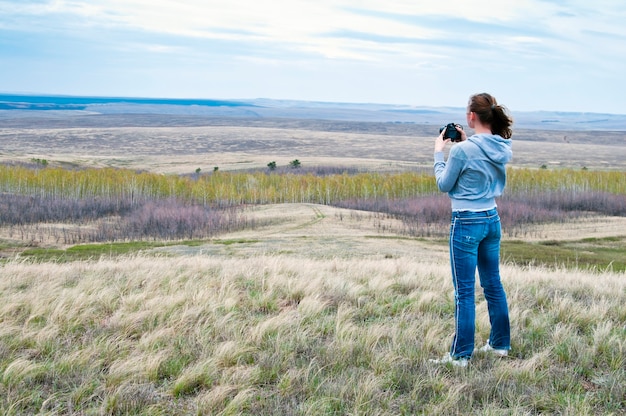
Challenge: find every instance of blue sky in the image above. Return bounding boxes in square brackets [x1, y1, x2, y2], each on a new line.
[1, 0, 625, 113]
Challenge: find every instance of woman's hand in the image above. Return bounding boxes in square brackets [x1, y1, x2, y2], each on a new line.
[455, 124, 467, 142]
[434, 131, 449, 152]
[435, 124, 467, 152]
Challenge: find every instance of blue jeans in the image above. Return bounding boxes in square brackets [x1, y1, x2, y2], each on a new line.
[449, 208, 510, 359]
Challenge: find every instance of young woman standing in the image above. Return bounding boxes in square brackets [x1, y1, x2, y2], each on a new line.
[430, 93, 514, 367]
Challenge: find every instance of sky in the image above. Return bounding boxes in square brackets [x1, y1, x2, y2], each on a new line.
[1, 0, 625, 114]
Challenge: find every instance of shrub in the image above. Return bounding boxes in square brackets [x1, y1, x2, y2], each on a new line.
[1, 163, 624, 241]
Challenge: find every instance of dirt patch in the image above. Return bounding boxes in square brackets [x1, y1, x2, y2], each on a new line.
[504, 216, 626, 241]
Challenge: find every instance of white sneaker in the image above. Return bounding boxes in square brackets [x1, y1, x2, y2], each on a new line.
[429, 353, 469, 367]
[479, 342, 508, 357]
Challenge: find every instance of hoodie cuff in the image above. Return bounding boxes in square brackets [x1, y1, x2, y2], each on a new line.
[434, 152, 445, 163]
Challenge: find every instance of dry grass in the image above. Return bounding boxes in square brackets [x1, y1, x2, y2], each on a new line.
[1, 204, 625, 414]
[2, 120, 625, 173]
[1, 116, 625, 413]
[503, 215, 626, 241]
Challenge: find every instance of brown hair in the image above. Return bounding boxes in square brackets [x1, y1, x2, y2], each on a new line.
[468, 93, 513, 139]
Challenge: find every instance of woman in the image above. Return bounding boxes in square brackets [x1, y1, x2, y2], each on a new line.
[430, 93, 513, 367]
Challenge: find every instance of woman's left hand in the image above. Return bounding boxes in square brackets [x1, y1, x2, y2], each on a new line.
[455, 124, 467, 142]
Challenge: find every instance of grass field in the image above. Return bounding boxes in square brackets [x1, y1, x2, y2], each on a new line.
[1, 115, 625, 414]
[1, 115, 625, 172]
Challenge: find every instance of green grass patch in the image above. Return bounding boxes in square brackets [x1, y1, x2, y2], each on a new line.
[18, 242, 164, 262]
[502, 236, 626, 272]
[15, 240, 209, 262]
[12, 239, 260, 262]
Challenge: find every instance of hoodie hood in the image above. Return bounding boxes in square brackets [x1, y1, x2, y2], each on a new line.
[467, 133, 512, 164]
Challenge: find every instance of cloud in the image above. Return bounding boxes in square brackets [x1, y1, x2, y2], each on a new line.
[0, 0, 604, 64]
[1, 0, 625, 112]
[0, 1, 522, 59]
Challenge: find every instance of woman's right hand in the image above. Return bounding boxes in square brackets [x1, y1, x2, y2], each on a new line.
[434, 131, 449, 152]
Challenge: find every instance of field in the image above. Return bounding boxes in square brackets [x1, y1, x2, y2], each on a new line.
[0, 114, 625, 415]
[2, 114, 626, 173]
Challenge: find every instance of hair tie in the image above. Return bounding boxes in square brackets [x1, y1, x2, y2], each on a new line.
[491, 104, 496, 110]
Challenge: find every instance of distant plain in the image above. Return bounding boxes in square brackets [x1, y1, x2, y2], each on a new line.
[1, 113, 625, 173]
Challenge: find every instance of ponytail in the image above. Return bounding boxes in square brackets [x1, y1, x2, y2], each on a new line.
[468, 93, 513, 139]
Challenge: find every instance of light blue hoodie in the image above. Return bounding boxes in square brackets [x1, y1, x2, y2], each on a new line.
[434, 133, 513, 211]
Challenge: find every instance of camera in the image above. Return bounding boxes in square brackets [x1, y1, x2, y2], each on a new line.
[439, 123, 463, 142]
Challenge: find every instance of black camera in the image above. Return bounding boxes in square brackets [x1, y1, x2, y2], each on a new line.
[439, 123, 463, 142]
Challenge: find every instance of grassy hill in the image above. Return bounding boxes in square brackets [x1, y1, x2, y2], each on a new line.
[0, 111, 624, 414]
[1, 203, 625, 414]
